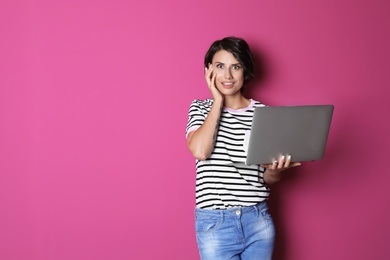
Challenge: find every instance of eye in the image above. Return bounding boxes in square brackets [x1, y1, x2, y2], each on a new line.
[216, 63, 224, 69]
[232, 65, 241, 70]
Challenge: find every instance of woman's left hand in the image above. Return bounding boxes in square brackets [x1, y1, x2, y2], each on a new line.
[261, 155, 301, 172]
[262, 155, 301, 185]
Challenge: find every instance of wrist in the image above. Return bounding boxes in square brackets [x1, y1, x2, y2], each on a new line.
[212, 99, 224, 110]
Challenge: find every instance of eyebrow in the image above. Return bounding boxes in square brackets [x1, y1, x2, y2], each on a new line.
[214, 61, 241, 66]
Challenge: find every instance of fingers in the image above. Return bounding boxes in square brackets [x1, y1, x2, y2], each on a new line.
[211, 72, 216, 87]
[276, 155, 285, 170]
[277, 155, 291, 169]
[290, 162, 302, 168]
[262, 155, 301, 171]
[269, 155, 287, 170]
[204, 64, 215, 89]
[205, 64, 223, 102]
[261, 160, 278, 170]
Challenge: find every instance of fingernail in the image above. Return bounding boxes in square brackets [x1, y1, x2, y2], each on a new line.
[287, 155, 291, 160]
[281, 155, 285, 160]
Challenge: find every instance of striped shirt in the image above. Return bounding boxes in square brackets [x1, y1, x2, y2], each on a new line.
[186, 99, 270, 209]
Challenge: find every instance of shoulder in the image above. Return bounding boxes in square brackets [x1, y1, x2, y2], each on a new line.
[188, 99, 213, 111]
[250, 99, 266, 108]
[190, 99, 213, 107]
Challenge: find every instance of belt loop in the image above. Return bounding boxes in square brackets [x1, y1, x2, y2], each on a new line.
[254, 203, 259, 217]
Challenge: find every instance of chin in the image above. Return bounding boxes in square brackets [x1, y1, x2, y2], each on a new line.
[222, 90, 241, 96]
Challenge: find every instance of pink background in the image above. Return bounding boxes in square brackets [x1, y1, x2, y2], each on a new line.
[1, 0, 389, 259]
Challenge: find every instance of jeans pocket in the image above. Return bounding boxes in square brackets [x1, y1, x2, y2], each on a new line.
[260, 208, 272, 221]
[259, 207, 275, 238]
[195, 216, 223, 233]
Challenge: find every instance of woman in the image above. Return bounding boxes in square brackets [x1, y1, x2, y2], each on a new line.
[186, 36, 301, 260]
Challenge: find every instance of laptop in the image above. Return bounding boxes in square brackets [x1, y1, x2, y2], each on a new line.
[245, 105, 334, 165]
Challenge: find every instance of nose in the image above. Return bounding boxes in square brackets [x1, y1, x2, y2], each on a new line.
[224, 68, 233, 79]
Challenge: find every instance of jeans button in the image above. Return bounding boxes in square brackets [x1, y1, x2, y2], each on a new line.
[235, 210, 241, 215]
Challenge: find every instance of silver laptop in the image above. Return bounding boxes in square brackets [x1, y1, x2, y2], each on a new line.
[245, 105, 334, 165]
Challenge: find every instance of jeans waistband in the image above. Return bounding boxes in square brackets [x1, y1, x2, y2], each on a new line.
[195, 201, 268, 217]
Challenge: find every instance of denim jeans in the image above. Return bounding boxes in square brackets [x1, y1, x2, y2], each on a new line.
[195, 202, 275, 260]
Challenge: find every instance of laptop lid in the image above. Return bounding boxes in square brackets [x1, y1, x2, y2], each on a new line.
[245, 105, 334, 165]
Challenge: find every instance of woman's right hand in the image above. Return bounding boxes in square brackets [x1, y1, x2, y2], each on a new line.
[205, 64, 223, 103]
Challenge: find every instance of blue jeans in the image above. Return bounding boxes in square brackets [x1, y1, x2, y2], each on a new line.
[195, 202, 275, 260]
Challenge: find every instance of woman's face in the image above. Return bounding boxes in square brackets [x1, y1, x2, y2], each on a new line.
[211, 50, 244, 96]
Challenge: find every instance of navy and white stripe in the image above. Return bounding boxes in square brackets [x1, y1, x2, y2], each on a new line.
[186, 99, 270, 209]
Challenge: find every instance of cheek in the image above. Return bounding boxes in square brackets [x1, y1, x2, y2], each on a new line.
[213, 68, 223, 77]
[215, 73, 224, 82]
[233, 72, 244, 81]
[235, 70, 244, 78]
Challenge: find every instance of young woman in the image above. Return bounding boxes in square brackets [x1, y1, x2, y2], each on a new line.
[186, 36, 301, 260]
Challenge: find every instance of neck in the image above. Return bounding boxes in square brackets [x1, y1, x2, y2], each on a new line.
[223, 94, 250, 110]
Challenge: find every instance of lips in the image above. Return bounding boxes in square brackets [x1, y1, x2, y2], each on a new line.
[221, 82, 234, 89]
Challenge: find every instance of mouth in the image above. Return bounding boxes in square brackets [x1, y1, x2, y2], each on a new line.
[221, 82, 235, 89]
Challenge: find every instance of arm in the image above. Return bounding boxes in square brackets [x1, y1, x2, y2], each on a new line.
[187, 64, 224, 160]
[187, 100, 223, 160]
